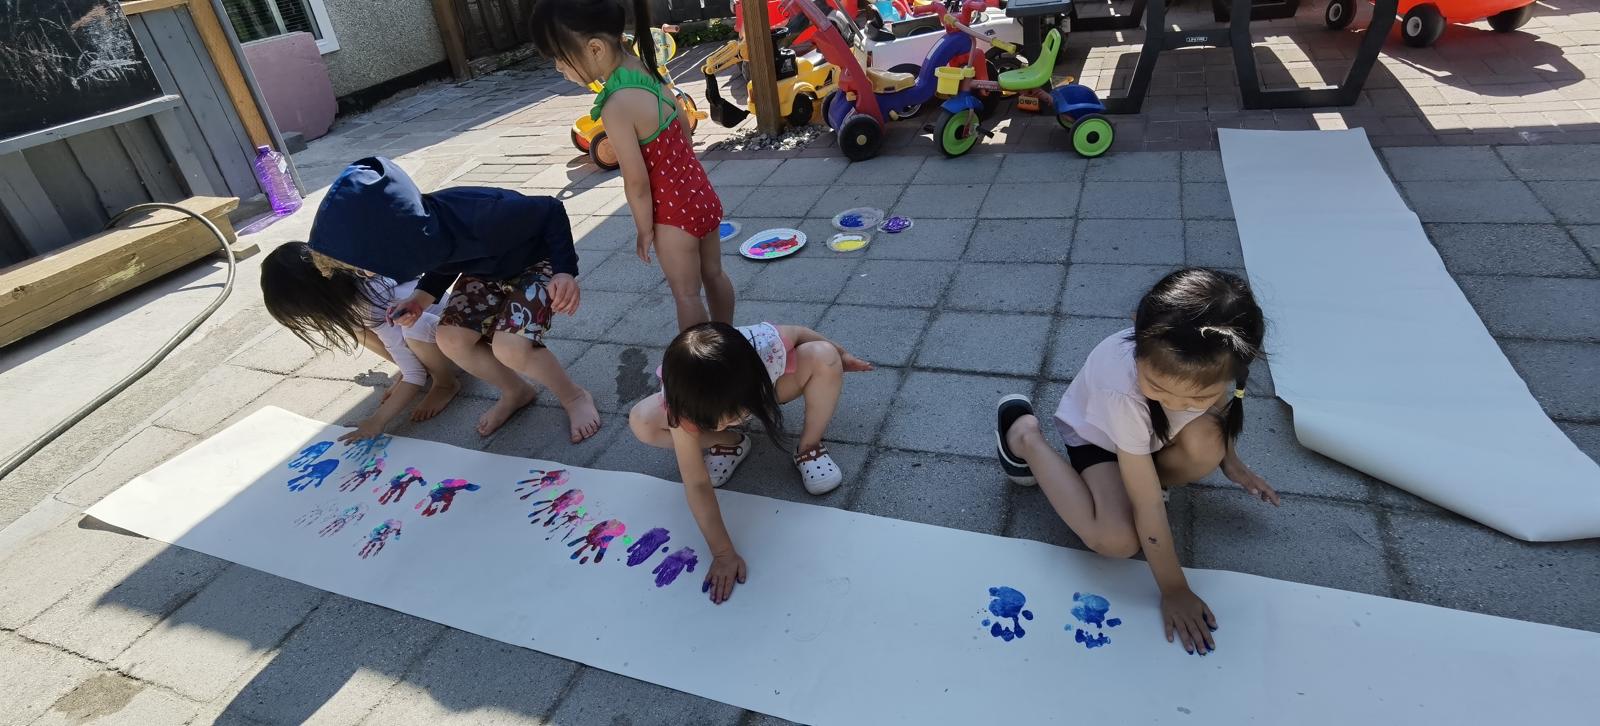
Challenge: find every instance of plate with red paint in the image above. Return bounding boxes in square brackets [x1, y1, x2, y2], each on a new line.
[739, 228, 807, 260]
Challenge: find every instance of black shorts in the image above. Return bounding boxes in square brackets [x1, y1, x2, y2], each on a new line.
[1066, 443, 1119, 474]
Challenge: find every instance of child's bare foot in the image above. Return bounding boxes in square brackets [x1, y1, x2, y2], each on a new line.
[561, 388, 602, 443]
[411, 377, 462, 422]
[841, 352, 874, 372]
[478, 383, 537, 436]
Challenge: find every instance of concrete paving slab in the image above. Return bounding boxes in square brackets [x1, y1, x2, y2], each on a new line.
[1190, 494, 1392, 596]
[557, 342, 665, 416]
[720, 440, 865, 508]
[55, 426, 200, 507]
[893, 184, 988, 218]
[852, 451, 1008, 534]
[816, 305, 931, 367]
[1502, 339, 1600, 420]
[809, 184, 906, 217]
[587, 414, 684, 483]
[155, 366, 285, 435]
[1569, 225, 1600, 269]
[1060, 264, 1176, 318]
[912, 154, 1002, 185]
[1072, 219, 1185, 265]
[577, 252, 669, 293]
[883, 371, 1033, 457]
[226, 328, 318, 374]
[1528, 180, 1600, 223]
[1180, 151, 1224, 182]
[1182, 182, 1234, 220]
[818, 365, 903, 445]
[857, 217, 971, 260]
[360, 628, 580, 725]
[295, 347, 393, 385]
[1184, 219, 1243, 268]
[979, 182, 1082, 218]
[1401, 180, 1554, 223]
[1087, 151, 1181, 181]
[0, 633, 100, 726]
[0, 523, 139, 630]
[545, 289, 648, 343]
[1459, 276, 1600, 341]
[1424, 223, 1598, 276]
[746, 256, 862, 303]
[1198, 400, 1374, 501]
[213, 378, 375, 435]
[32, 673, 201, 726]
[548, 667, 742, 726]
[944, 262, 1066, 313]
[732, 300, 829, 329]
[837, 259, 954, 307]
[768, 157, 848, 186]
[835, 155, 923, 185]
[1380, 146, 1514, 181]
[997, 152, 1086, 182]
[1047, 316, 1133, 381]
[1005, 482, 1090, 551]
[916, 312, 1051, 376]
[1497, 144, 1600, 180]
[1077, 181, 1181, 219]
[594, 294, 678, 346]
[708, 159, 781, 187]
[488, 403, 626, 467]
[733, 186, 826, 218]
[964, 219, 1073, 262]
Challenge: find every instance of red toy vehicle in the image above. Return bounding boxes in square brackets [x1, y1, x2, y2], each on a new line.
[736, 0, 912, 44]
[1324, 0, 1535, 47]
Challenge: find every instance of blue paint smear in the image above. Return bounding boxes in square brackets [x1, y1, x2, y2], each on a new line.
[288, 441, 333, 470]
[839, 213, 863, 228]
[984, 586, 1033, 641]
[1069, 592, 1119, 649]
[1075, 628, 1110, 649]
[1107, 617, 1122, 628]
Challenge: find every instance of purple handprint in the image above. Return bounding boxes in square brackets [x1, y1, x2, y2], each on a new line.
[567, 519, 625, 564]
[514, 469, 570, 499]
[358, 519, 403, 559]
[377, 467, 424, 505]
[651, 547, 699, 587]
[319, 505, 366, 536]
[415, 478, 480, 517]
[339, 457, 385, 492]
[527, 488, 584, 526]
[288, 441, 333, 470]
[343, 434, 392, 461]
[286, 459, 339, 492]
[625, 527, 671, 567]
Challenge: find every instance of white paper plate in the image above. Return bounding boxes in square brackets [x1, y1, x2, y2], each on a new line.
[831, 207, 885, 232]
[826, 232, 871, 253]
[718, 220, 740, 243]
[740, 228, 807, 260]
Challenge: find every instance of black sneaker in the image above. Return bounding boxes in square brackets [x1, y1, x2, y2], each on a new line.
[996, 394, 1036, 486]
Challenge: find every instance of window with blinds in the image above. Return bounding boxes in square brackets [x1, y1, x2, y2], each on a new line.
[222, 0, 323, 43]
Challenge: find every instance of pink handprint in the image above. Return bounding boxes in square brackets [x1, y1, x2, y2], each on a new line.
[319, 505, 366, 536]
[514, 469, 570, 499]
[288, 441, 333, 470]
[286, 459, 339, 491]
[527, 488, 584, 526]
[339, 457, 385, 492]
[358, 519, 402, 559]
[415, 478, 480, 517]
[377, 467, 424, 505]
[651, 547, 699, 587]
[545, 509, 591, 541]
[567, 519, 625, 564]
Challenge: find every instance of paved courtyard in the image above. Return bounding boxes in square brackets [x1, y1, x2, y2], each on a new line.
[3, 7, 1600, 724]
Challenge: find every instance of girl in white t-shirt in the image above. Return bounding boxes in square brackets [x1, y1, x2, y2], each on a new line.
[995, 268, 1278, 657]
[262, 242, 461, 443]
[628, 322, 873, 604]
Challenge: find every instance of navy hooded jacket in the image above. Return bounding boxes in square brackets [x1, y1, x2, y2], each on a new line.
[307, 157, 578, 299]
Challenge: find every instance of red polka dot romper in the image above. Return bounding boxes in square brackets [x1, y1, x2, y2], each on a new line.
[590, 67, 723, 240]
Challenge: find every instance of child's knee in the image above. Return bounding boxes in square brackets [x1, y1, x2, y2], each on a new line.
[628, 396, 667, 443]
[1086, 531, 1141, 559]
[435, 326, 476, 356]
[490, 335, 533, 366]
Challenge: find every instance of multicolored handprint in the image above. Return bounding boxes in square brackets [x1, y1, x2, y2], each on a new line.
[295, 503, 334, 527]
[319, 505, 366, 537]
[343, 434, 392, 461]
[567, 519, 625, 564]
[358, 519, 402, 559]
[288, 441, 333, 470]
[415, 478, 481, 517]
[377, 467, 424, 505]
[625, 527, 671, 567]
[286, 459, 340, 492]
[527, 488, 584, 526]
[544, 508, 591, 541]
[651, 547, 698, 587]
[514, 469, 570, 500]
[339, 457, 385, 492]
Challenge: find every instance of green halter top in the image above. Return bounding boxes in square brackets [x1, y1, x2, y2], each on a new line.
[589, 66, 679, 145]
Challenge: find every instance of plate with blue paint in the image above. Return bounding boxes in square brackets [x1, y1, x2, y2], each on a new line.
[831, 207, 885, 233]
[718, 220, 740, 243]
[740, 228, 807, 260]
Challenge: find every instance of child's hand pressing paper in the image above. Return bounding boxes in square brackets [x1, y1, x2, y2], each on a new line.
[702, 551, 747, 604]
[548, 273, 581, 315]
[387, 291, 434, 327]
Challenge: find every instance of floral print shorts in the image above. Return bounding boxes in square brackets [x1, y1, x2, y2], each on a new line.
[439, 261, 554, 346]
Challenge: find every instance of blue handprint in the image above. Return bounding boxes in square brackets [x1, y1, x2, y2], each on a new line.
[288, 441, 333, 470]
[1067, 592, 1122, 649]
[981, 586, 1034, 641]
[343, 434, 392, 461]
[651, 547, 698, 587]
[286, 459, 339, 491]
[625, 527, 671, 567]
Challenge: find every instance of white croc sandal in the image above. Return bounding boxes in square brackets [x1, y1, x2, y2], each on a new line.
[795, 444, 843, 495]
[703, 433, 750, 488]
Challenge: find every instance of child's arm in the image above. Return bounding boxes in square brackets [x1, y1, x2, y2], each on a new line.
[669, 426, 746, 604]
[339, 326, 424, 443]
[1118, 452, 1217, 655]
[600, 98, 657, 264]
[1215, 401, 1279, 504]
[776, 326, 874, 372]
[539, 198, 582, 315]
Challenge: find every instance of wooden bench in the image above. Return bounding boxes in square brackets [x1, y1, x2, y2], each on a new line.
[0, 195, 251, 348]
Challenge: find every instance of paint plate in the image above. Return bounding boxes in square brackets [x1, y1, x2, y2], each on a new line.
[832, 207, 885, 232]
[718, 220, 741, 243]
[879, 215, 914, 234]
[739, 228, 807, 260]
[826, 232, 871, 253]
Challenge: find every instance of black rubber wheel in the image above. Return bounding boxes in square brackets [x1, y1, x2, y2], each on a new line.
[786, 92, 817, 127]
[838, 114, 885, 162]
[821, 91, 842, 131]
[1324, 0, 1356, 29]
[589, 132, 619, 170]
[1487, 3, 1534, 32]
[570, 128, 588, 152]
[1401, 5, 1446, 47]
[888, 63, 925, 118]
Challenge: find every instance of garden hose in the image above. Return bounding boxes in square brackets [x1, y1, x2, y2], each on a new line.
[0, 202, 237, 479]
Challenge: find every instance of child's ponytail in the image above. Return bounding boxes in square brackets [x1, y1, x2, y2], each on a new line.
[630, 0, 665, 84]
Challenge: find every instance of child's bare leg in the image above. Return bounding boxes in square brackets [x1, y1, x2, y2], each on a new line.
[359, 329, 396, 364]
[698, 230, 735, 324]
[773, 341, 843, 451]
[403, 337, 461, 421]
[436, 325, 536, 436]
[1155, 413, 1227, 485]
[1005, 415, 1140, 557]
[490, 333, 600, 443]
[628, 395, 742, 449]
[656, 223, 711, 331]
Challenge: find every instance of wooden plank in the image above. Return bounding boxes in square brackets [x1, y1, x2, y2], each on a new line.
[0, 154, 73, 254]
[174, 5, 262, 198]
[0, 95, 182, 157]
[122, 0, 188, 15]
[143, 9, 256, 198]
[65, 128, 153, 217]
[184, 0, 272, 148]
[431, 0, 474, 81]
[0, 196, 237, 348]
[742, 0, 782, 134]
[21, 143, 108, 239]
[113, 118, 187, 201]
[131, 16, 229, 196]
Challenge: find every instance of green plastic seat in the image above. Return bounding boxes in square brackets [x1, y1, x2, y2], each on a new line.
[997, 29, 1062, 91]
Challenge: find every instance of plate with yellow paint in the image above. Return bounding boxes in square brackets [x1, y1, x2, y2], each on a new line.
[826, 232, 871, 253]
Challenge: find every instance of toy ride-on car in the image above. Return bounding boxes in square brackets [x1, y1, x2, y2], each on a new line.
[1324, 0, 1535, 47]
[701, 25, 838, 129]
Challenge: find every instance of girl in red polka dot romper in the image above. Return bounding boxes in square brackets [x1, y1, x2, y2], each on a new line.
[531, 0, 734, 333]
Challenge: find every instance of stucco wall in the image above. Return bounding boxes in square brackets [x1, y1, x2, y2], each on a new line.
[319, 0, 445, 97]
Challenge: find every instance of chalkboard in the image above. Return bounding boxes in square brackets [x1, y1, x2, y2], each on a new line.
[0, 0, 165, 142]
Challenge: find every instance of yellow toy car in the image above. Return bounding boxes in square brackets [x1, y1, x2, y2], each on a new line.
[700, 25, 838, 128]
[570, 27, 707, 170]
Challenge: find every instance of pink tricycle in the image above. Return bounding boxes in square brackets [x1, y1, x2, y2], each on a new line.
[1324, 0, 1535, 48]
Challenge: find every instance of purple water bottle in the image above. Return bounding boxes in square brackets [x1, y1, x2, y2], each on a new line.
[253, 145, 303, 215]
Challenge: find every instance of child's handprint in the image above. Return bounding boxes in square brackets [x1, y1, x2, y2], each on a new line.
[339, 457, 385, 492]
[286, 459, 340, 492]
[319, 505, 366, 536]
[982, 586, 1034, 642]
[625, 527, 671, 567]
[377, 467, 424, 505]
[544, 509, 591, 541]
[651, 547, 698, 587]
[295, 503, 333, 527]
[1068, 592, 1122, 650]
[343, 434, 392, 461]
[527, 488, 584, 526]
[358, 519, 403, 558]
[415, 478, 480, 517]
[567, 519, 625, 564]
[514, 469, 570, 499]
[288, 441, 334, 470]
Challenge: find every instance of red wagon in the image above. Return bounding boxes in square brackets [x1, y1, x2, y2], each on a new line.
[1324, 0, 1535, 47]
